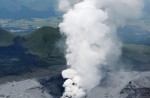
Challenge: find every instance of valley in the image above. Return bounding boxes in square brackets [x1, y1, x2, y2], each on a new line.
[0, 26, 149, 77]
[0, 27, 66, 77]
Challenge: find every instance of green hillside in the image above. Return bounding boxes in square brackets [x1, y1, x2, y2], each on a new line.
[23, 26, 63, 58]
[0, 26, 149, 77]
[120, 44, 150, 70]
[123, 44, 150, 55]
[0, 27, 66, 77]
[0, 28, 16, 46]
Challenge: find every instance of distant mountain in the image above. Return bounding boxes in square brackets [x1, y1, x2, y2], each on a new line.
[0, 28, 16, 46]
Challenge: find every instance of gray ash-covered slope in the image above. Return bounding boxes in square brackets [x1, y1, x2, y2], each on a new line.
[119, 72, 150, 98]
[87, 71, 150, 98]
[120, 82, 150, 98]
[37, 71, 150, 98]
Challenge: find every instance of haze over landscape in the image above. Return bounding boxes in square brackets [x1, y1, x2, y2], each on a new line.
[0, 0, 150, 98]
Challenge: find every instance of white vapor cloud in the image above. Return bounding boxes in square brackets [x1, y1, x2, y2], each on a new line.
[59, 0, 143, 98]
[58, 0, 82, 12]
[59, 0, 71, 12]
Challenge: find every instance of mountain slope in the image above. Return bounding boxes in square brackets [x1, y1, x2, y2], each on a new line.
[0, 26, 149, 77]
[0, 28, 16, 46]
[87, 71, 150, 98]
[120, 44, 150, 71]
[0, 79, 53, 98]
[23, 26, 63, 58]
[0, 27, 66, 77]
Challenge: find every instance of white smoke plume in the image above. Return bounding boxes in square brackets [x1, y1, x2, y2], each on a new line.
[59, 0, 143, 98]
[59, 0, 71, 12]
[59, 0, 81, 12]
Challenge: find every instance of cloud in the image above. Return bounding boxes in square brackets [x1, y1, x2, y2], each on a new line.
[59, 0, 143, 98]
[58, 0, 82, 12]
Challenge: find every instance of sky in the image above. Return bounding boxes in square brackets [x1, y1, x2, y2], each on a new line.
[0, 0, 60, 19]
[0, 0, 149, 19]
[0, 0, 58, 11]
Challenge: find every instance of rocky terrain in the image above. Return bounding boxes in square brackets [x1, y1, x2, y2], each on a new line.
[0, 71, 150, 98]
[87, 71, 150, 98]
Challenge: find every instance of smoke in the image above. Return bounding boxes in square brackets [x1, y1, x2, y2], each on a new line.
[58, 0, 81, 12]
[59, 0, 71, 12]
[59, 0, 143, 98]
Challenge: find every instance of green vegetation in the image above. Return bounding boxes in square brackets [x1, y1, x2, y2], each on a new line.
[0, 26, 64, 58]
[0, 26, 149, 77]
[123, 44, 150, 55]
[0, 26, 66, 77]
[23, 26, 63, 58]
[0, 28, 16, 46]
[121, 44, 150, 70]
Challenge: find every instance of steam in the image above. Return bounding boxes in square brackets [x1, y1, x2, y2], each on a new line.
[59, 0, 71, 12]
[59, 0, 143, 98]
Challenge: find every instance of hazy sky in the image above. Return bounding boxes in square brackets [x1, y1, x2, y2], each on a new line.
[0, 0, 61, 19]
[0, 0, 149, 19]
[0, 0, 58, 11]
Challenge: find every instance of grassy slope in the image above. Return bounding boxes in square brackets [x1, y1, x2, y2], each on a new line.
[0, 27, 66, 77]
[121, 44, 150, 70]
[0, 28, 16, 46]
[0, 26, 150, 75]
[23, 26, 63, 58]
[123, 44, 150, 55]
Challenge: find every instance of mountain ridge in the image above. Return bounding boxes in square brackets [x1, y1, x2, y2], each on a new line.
[0, 26, 66, 77]
[0, 26, 64, 58]
[0, 26, 149, 77]
[0, 28, 16, 46]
